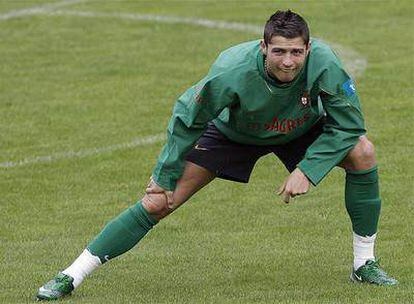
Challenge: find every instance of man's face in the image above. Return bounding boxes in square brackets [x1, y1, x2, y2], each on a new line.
[260, 35, 310, 83]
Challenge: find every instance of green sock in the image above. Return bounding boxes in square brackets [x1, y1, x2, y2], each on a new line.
[345, 166, 381, 237]
[87, 201, 158, 263]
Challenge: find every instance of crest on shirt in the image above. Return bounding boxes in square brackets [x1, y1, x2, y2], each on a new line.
[299, 91, 311, 109]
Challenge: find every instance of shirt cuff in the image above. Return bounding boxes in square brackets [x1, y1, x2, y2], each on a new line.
[152, 163, 180, 191]
[297, 160, 330, 186]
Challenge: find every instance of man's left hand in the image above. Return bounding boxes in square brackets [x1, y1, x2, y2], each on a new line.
[145, 177, 175, 209]
[278, 168, 310, 203]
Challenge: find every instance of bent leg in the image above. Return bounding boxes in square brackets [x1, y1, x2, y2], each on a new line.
[339, 136, 380, 270]
[340, 137, 398, 284]
[339, 136, 380, 237]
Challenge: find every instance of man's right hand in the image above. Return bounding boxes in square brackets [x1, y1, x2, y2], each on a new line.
[277, 168, 310, 203]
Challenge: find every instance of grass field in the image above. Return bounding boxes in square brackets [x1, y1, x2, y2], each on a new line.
[1, 0, 413, 303]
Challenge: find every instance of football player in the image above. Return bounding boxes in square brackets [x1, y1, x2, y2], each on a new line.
[37, 9, 397, 301]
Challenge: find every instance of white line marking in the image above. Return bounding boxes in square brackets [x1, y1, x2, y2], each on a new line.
[0, 0, 86, 21]
[1, 134, 165, 168]
[1, 6, 367, 168]
[49, 9, 263, 33]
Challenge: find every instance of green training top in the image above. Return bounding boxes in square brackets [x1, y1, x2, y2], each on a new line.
[152, 39, 365, 190]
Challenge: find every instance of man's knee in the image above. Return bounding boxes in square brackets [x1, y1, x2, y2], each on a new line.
[141, 192, 187, 220]
[353, 136, 375, 160]
[142, 193, 171, 219]
[141, 162, 214, 220]
[341, 136, 376, 171]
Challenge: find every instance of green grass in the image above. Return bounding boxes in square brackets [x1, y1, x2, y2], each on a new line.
[1, 0, 413, 303]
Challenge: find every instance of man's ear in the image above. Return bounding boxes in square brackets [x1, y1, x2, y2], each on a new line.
[260, 39, 267, 55]
[305, 40, 311, 55]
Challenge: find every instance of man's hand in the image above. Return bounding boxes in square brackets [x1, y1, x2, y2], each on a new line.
[277, 168, 310, 203]
[145, 177, 175, 209]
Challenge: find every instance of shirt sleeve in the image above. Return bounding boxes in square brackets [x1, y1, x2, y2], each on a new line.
[151, 74, 235, 191]
[297, 70, 366, 185]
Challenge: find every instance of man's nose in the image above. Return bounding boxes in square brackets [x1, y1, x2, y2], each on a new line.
[282, 55, 294, 67]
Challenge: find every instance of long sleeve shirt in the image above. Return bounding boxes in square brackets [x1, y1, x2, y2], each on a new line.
[152, 39, 365, 190]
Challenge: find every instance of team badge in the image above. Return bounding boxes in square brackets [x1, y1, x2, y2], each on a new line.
[299, 91, 310, 108]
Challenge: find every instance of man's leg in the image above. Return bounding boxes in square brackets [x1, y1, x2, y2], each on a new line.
[37, 162, 215, 300]
[339, 136, 397, 285]
[86, 161, 215, 263]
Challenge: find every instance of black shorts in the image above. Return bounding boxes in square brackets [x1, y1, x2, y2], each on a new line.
[186, 121, 324, 183]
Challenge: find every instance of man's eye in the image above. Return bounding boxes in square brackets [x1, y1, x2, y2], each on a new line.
[292, 49, 304, 55]
[272, 49, 283, 54]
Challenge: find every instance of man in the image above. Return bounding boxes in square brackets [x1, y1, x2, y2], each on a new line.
[36, 10, 397, 301]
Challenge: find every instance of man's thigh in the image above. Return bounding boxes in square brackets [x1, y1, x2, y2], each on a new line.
[173, 161, 216, 205]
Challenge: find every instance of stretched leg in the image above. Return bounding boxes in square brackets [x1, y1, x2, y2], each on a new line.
[339, 136, 397, 285]
[37, 162, 215, 300]
[87, 161, 214, 263]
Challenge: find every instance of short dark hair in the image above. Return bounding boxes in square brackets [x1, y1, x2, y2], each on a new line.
[263, 10, 310, 45]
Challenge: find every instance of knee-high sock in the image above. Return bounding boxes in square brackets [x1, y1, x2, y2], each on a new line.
[345, 166, 381, 269]
[345, 166, 381, 237]
[87, 201, 158, 263]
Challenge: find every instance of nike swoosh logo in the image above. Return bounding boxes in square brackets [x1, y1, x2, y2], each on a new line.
[194, 144, 209, 151]
[354, 273, 362, 281]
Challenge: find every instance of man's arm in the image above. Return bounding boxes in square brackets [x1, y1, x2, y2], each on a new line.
[297, 80, 366, 186]
[151, 74, 235, 191]
[279, 85, 365, 203]
[279, 55, 367, 201]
